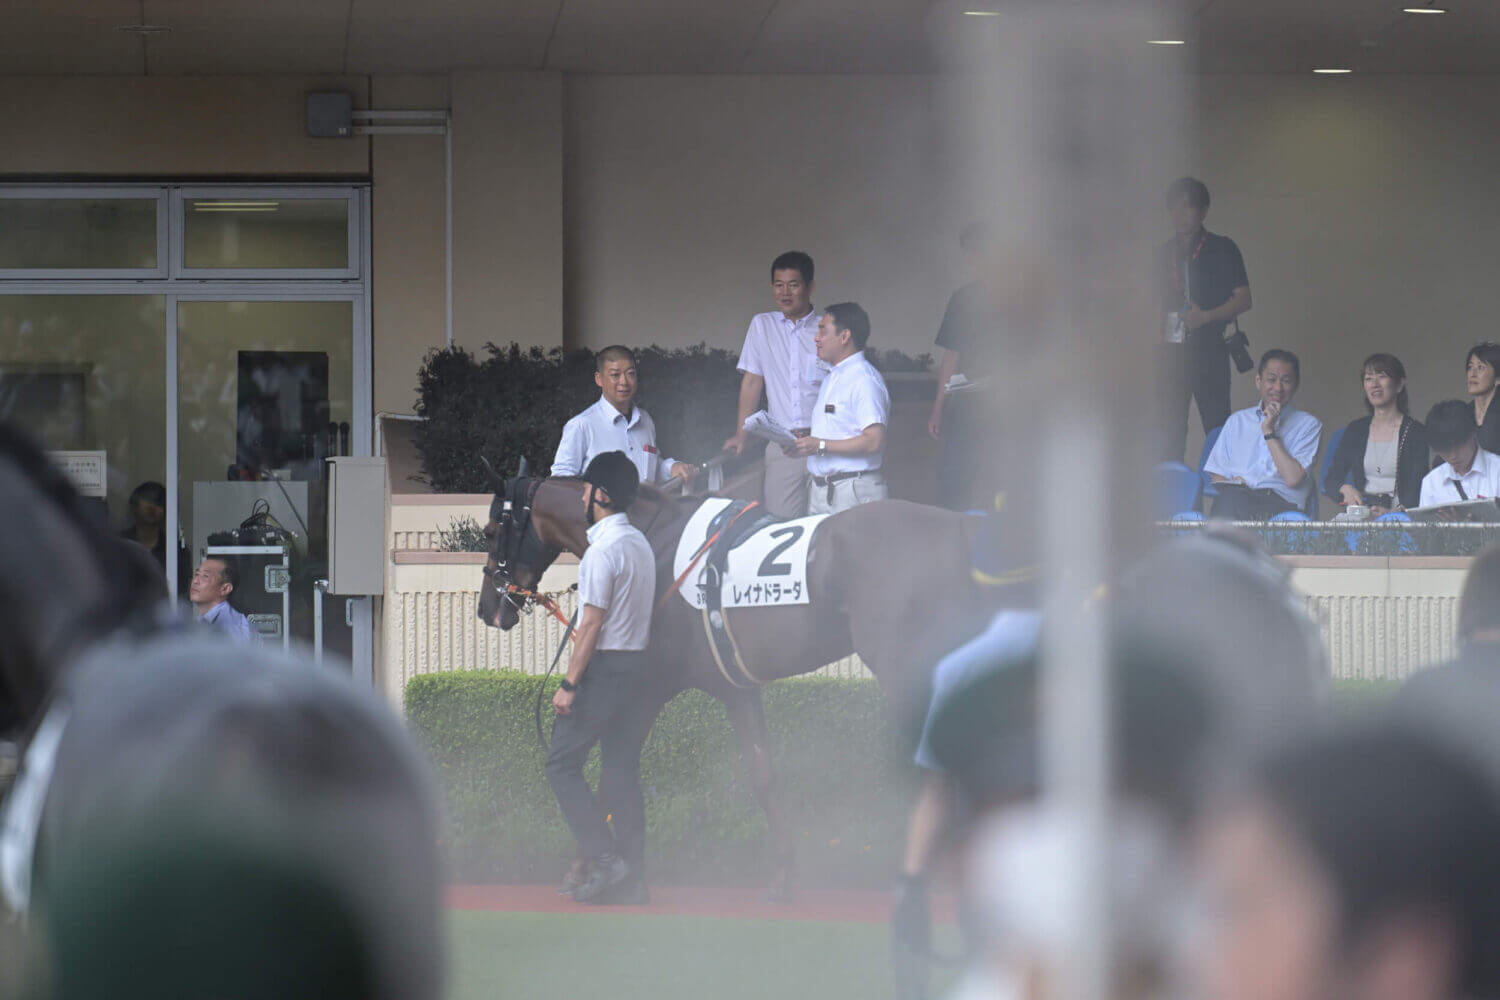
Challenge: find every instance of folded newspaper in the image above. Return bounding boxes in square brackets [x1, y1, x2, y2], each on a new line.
[743, 410, 799, 445]
[1405, 498, 1500, 522]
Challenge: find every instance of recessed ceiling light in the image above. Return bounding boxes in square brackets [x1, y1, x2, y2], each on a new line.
[115, 23, 171, 35]
[962, 10, 1001, 15]
[1402, 7, 1447, 13]
[1147, 39, 1186, 45]
[1313, 68, 1353, 74]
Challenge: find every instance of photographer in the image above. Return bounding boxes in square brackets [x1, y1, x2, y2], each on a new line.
[1157, 177, 1253, 462]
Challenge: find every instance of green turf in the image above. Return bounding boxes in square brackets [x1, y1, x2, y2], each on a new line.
[447, 910, 959, 1000]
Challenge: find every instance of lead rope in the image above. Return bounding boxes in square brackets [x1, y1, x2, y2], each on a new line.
[534, 603, 581, 753]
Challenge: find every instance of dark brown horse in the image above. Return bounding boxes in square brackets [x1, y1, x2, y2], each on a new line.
[477, 469, 990, 899]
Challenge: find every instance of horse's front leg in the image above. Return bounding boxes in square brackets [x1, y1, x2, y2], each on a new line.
[725, 691, 794, 903]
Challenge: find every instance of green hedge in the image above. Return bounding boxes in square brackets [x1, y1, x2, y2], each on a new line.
[406, 671, 1401, 886]
[411, 341, 935, 493]
[405, 671, 918, 886]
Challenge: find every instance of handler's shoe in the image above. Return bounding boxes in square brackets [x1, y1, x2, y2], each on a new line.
[557, 858, 588, 895]
[587, 873, 649, 906]
[571, 853, 628, 903]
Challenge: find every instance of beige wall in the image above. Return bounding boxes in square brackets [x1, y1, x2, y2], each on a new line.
[563, 74, 961, 357]
[370, 75, 449, 416]
[1186, 74, 1500, 477]
[0, 76, 370, 175]
[451, 71, 564, 355]
[4, 70, 1500, 482]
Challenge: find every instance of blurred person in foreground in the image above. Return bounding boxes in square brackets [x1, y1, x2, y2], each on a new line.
[723, 251, 824, 517]
[1418, 400, 1500, 509]
[1205, 350, 1322, 520]
[1396, 542, 1500, 685]
[188, 555, 257, 642]
[7, 634, 444, 1000]
[900, 531, 1325, 1000]
[783, 302, 891, 514]
[1197, 719, 1500, 1000]
[1158, 177, 1252, 464]
[1322, 354, 1427, 515]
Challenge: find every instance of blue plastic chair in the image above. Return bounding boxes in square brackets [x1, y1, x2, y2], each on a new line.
[1199, 425, 1223, 500]
[1171, 510, 1204, 521]
[1319, 425, 1346, 499]
[1154, 462, 1201, 519]
[1270, 511, 1310, 522]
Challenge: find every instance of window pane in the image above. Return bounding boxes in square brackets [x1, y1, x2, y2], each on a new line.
[183, 198, 349, 270]
[0, 295, 169, 571]
[0, 199, 158, 270]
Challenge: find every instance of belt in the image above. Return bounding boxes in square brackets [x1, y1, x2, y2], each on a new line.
[810, 471, 868, 487]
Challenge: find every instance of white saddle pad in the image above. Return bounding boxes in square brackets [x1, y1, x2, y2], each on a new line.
[671, 498, 824, 610]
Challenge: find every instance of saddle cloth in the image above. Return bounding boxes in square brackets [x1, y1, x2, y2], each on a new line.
[671, 498, 825, 611]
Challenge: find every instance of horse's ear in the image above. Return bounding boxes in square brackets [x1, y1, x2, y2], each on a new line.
[479, 455, 504, 493]
[516, 456, 530, 478]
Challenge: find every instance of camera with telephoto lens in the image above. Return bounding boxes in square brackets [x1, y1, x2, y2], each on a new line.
[1225, 323, 1254, 374]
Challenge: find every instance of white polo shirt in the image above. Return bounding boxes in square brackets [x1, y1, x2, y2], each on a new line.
[1204, 404, 1323, 507]
[551, 396, 680, 485]
[577, 512, 657, 652]
[1419, 448, 1500, 507]
[807, 350, 891, 477]
[736, 308, 827, 430]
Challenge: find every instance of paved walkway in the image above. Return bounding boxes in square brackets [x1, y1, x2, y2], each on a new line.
[448, 885, 956, 924]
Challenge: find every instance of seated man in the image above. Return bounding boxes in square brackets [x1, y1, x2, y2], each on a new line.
[1204, 349, 1321, 520]
[189, 557, 256, 642]
[1418, 399, 1500, 508]
[786, 302, 891, 515]
[551, 345, 693, 487]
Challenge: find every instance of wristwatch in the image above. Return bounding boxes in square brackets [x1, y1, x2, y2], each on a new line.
[817, 439, 827, 457]
[1263, 432, 1278, 441]
[559, 678, 577, 692]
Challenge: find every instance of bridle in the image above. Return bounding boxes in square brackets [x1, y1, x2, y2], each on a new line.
[482, 476, 573, 630]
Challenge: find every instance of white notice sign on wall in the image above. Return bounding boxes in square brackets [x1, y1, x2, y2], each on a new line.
[48, 451, 107, 498]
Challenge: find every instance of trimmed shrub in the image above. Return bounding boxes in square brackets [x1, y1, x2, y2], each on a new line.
[411, 341, 935, 494]
[404, 671, 918, 887]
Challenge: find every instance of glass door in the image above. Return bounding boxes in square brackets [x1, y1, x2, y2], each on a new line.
[175, 299, 357, 658]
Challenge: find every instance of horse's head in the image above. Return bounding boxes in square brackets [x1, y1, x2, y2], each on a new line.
[477, 474, 564, 631]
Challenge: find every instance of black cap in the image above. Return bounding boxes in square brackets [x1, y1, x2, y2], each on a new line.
[581, 451, 640, 510]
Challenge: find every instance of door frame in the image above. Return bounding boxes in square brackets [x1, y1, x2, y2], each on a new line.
[0, 184, 374, 682]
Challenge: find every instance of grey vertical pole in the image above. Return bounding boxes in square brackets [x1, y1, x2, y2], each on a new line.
[938, 4, 1187, 1000]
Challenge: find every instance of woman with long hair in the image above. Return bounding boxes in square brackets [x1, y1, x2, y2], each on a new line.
[1322, 353, 1427, 514]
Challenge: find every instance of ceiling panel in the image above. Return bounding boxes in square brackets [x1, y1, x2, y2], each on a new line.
[0, 0, 1499, 76]
[141, 0, 348, 75]
[543, 0, 771, 73]
[346, 0, 558, 74]
[0, 2, 147, 75]
[743, 0, 934, 73]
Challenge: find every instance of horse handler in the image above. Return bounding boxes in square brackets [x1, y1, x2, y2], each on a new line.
[545, 451, 657, 904]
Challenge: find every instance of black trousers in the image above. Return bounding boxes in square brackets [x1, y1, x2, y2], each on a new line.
[545, 650, 652, 870]
[1160, 331, 1231, 463]
[938, 393, 1004, 512]
[1209, 485, 1297, 521]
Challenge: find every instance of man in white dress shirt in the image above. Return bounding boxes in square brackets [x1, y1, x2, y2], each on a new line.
[723, 251, 826, 517]
[551, 346, 693, 487]
[1419, 400, 1500, 509]
[1204, 349, 1322, 520]
[786, 302, 891, 515]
